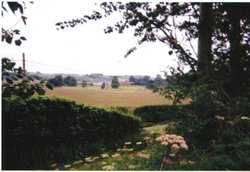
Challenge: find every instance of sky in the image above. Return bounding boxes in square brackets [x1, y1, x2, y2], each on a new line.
[1, 1, 181, 77]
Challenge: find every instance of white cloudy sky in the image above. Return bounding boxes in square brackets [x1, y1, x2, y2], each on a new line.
[1, 1, 181, 77]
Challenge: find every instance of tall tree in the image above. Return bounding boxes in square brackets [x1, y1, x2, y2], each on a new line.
[154, 74, 164, 88]
[111, 76, 120, 89]
[64, 76, 77, 86]
[101, 82, 106, 89]
[197, 3, 212, 77]
[227, 4, 244, 97]
[129, 76, 136, 83]
[55, 75, 65, 86]
[81, 80, 87, 87]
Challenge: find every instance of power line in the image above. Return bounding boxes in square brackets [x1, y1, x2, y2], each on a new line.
[12, 59, 88, 74]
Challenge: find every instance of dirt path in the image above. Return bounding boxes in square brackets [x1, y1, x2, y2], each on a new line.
[49, 123, 168, 170]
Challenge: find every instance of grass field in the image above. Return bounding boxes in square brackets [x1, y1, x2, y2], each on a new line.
[45, 86, 172, 108]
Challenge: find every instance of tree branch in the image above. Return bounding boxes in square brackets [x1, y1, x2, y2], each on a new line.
[155, 23, 197, 71]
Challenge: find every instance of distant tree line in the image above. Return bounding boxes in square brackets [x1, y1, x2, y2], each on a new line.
[129, 75, 164, 89]
[48, 75, 78, 87]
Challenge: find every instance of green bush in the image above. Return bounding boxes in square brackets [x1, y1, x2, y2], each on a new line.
[134, 105, 189, 123]
[163, 100, 250, 170]
[2, 95, 140, 169]
[181, 139, 250, 170]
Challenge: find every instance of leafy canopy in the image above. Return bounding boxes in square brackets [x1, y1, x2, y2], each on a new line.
[56, 2, 250, 100]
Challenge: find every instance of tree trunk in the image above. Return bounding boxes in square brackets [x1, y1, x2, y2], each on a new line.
[198, 3, 213, 77]
[227, 4, 243, 98]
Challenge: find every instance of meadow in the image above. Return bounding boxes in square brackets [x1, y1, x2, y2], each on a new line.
[45, 86, 172, 107]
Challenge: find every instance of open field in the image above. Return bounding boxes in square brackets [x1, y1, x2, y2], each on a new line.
[45, 86, 172, 108]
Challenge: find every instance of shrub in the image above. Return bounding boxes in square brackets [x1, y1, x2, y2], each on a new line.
[2, 95, 140, 169]
[163, 100, 250, 170]
[134, 105, 189, 123]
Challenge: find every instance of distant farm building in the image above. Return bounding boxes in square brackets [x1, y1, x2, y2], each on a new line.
[119, 81, 134, 86]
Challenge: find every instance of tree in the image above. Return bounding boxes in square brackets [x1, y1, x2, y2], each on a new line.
[145, 80, 155, 90]
[111, 76, 119, 89]
[224, 4, 249, 97]
[154, 75, 164, 88]
[81, 80, 87, 87]
[129, 76, 136, 83]
[47, 78, 61, 87]
[56, 2, 250, 99]
[55, 75, 65, 86]
[101, 82, 106, 89]
[64, 76, 77, 86]
[197, 3, 212, 77]
[47, 75, 66, 87]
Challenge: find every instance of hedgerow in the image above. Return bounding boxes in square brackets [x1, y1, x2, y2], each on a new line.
[2, 95, 140, 169]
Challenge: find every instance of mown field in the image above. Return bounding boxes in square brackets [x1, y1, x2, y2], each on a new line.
[45, 86, 172, 107]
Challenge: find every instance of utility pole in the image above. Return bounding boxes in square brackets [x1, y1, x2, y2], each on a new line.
[22, 52, 26, 73]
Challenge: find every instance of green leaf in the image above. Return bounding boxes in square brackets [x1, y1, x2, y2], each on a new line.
[21, 16, 27, 25]
[32, 75, 41, 80]
[55, 22, 62, 26]
[11, 75, 19, 81]
[46, 83, 54, 90]
[15, 39, 22, 46]
[6, 35, 13, 44]
[2, 3, 8, 14]
[6, 62, 16, 70]
[2, 58, 11, 63]
[27, 76, 34, 81]
[13, 29, 20, 34]
[20, 36, 27, 40]
[17, 74, 24, 78]
[35, 85, 45, 95]
[22, 79, 30, 83]
[40, 79, 46, 84]
[6, 78, 14, 84]
[7, 2, 23, 14]
[168, 50, 173, 55]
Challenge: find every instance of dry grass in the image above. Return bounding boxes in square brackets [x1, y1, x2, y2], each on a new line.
[45, 86, 172, 108]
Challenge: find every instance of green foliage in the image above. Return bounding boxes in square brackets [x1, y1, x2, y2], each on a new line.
[2, 2, 29, 46]
[56, 2, 250, 99]
[55, 75, 65, 86]
[164, 101, 250, 170]
[111, 76, 120, 89]
[64, 75, 77, 86]
[134, 105, 188, 123]
[134, 100, 250, 170]
[47, 75, 77, 87]
[2, 95, 141, 169]
[47, 77, 61, 87]
[81, 80, 87, 87]
[157, 71, 197, 104]
[181, 139, 250, 170]
[2, 58, 52, 99]
[2, 3, 51, 99]
[101, 82, 106, 89]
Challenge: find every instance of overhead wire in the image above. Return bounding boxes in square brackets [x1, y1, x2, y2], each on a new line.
[11, 59, 88, 74]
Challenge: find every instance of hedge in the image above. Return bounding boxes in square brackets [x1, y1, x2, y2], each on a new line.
[2, 95, 140, 169]
[134, 105, 190, 123]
